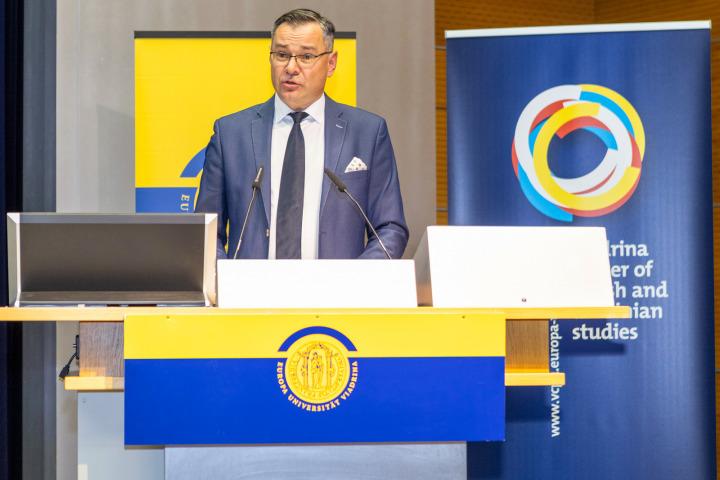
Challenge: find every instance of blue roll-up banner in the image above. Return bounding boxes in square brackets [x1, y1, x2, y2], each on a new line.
[446, 23, 714, 479]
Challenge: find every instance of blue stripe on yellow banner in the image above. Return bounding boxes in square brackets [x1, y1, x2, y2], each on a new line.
[135, 187, 197, 213]
[125, 356, 505, 445]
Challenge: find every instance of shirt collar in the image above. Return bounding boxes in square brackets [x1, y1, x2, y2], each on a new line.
[273, 94, 325, 125]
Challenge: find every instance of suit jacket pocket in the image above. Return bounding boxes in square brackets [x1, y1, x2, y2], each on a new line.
[340, 170, 370, 207]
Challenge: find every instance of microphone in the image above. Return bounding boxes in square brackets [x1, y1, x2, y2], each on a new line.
[233, 167, 264, 259]
[324, 168, 392, 259]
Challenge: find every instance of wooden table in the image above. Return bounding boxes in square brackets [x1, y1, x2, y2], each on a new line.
[0, 306, 630, 390]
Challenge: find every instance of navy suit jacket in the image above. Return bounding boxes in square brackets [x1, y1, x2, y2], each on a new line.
[195, 96, 409, 259]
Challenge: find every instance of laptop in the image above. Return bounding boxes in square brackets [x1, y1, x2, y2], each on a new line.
[7, 213, 217, 306]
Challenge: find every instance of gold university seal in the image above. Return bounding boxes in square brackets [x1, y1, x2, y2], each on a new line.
[285, 338, 350, 404]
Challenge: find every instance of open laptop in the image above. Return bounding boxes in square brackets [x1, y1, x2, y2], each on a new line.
[7, 213, 217, 306]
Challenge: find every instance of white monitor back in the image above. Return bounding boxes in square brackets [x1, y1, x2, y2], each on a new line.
[217, 260, 417, 308]
[414, 226, 614, 308]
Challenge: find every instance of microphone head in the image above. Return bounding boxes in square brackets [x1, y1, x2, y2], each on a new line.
[252, 167, 264, 189]
[324, 168, 347, 192]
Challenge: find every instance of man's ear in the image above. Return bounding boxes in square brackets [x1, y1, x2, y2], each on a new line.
[327, 51, 338, 77]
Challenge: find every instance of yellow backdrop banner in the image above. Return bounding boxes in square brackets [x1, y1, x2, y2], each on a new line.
[134, 34, 357, 212]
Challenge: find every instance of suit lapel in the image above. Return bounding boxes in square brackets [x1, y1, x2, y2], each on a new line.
[321, 96, 348, 216]
[251, 97, 274, 225]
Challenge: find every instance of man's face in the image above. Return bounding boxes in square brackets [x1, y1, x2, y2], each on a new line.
[270, 22, 337, 111]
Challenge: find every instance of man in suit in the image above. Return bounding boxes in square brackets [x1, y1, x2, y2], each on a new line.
[195, 8, 408, 260]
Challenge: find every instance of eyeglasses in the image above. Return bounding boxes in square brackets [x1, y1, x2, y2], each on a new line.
[270, 51, 332, 66]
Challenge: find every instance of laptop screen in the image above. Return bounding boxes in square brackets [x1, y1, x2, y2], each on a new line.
[8, 213, 216, 306]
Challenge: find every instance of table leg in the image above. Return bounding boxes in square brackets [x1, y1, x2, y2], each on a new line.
[79, 322, 124, 377]
[506, 320, 549, 372]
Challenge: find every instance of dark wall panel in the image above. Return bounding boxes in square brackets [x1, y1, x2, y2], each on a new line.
[0, 0, 23, 478]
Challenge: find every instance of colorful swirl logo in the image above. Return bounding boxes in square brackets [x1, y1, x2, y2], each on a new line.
[512, 84, 645, 222]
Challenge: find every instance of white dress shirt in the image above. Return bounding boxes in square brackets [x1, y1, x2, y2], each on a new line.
[268, 94, 325, 259]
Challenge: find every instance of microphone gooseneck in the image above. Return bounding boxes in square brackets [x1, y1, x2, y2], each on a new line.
[324, 168, 348, 192]
[324, 168, 392, 259]
[233, 167, 264, 259]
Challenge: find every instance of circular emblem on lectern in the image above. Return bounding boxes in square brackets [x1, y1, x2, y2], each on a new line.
[286, 338, 350, 403]
[276, 327, 359, 412]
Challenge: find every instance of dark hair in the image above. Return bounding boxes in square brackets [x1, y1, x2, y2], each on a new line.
[272, 8, 335, 50]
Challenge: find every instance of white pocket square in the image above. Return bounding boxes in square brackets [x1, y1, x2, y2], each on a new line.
[345, 157, 367, 173]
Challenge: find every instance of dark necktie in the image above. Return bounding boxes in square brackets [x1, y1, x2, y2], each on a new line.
[276, 111, 308, 259]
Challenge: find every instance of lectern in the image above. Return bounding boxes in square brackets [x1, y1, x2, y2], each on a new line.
[0, 218, 629, 480]
[156, 259, 480, 479]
